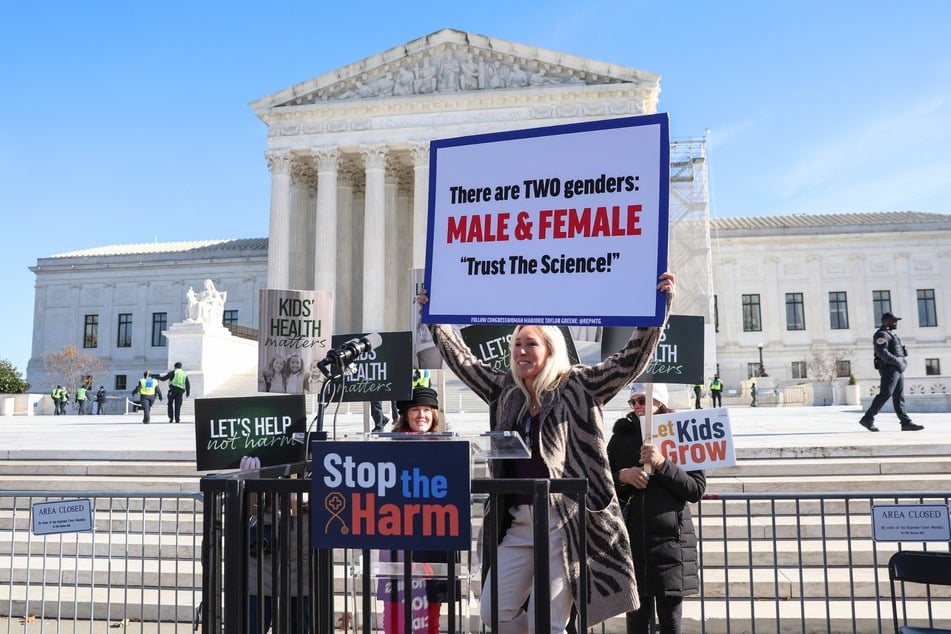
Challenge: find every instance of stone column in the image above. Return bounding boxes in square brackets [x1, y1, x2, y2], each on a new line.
[135, 282, 150, 359]
[336, 165, 356, 332]
[718, 257, 737, 347]
[805, 255, 823, 329]
[393, 170, 413, 331]
[313, 147, 340, 299]
[409, 142, 430, 269]
[894, 252, 912, 321]
[763, 256, 780, 341]
[265, 151, 294, 289]
[384, 171, 400, 330]
[360, 144, 388, 332]
[288, 160, 314, 290]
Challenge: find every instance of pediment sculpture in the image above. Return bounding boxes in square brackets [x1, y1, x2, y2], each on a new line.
[261, 29, 654, 109]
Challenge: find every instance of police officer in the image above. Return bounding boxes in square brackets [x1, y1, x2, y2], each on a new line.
[60, 388, 70, 415]
[859, 312, 923, 432]
[95, 385, 106, 414]
[75, 385, 88, 415]
[132, 370, 163, 424]
[156, 362, 190, 424]
[51, 385, 65, 415]
[709, 374, 724, 408]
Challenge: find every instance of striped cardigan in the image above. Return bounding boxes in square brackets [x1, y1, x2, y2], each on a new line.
[430, 298, 671, 628]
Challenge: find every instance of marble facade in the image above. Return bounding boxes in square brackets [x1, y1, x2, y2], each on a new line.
[251, 28, 662, 336]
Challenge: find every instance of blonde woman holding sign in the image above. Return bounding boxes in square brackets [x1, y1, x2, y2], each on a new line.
[419, 272, 675, 633]
[607, 383, 706, 634]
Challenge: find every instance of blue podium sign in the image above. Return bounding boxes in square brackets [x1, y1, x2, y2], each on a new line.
[310, 439, 471, 550]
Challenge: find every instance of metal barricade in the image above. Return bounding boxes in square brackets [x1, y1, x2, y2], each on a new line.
[201, 461, 328, 634]
[199, 461, 589, 634]
[7, 482, 949, 633]
[583, 490, 951, 634]
[0, 489, 203, 633]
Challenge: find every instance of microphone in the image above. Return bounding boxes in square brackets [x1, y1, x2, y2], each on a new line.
[318, 333, 383, 377]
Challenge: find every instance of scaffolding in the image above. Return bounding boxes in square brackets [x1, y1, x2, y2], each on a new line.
[668, 138, 716, 376]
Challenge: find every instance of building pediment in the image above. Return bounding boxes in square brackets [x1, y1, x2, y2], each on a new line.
[251, 28, 659, 113]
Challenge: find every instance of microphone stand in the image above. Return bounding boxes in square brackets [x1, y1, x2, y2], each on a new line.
[311, 356, 354, 440]
[311, 376, 340, 438]
[307, 372, 338, 634]
[306, 354, 352, 634]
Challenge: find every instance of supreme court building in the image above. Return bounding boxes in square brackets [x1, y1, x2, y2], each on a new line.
[25, 29, 951, 409]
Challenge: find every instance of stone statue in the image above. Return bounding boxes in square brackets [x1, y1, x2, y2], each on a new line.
[509, 63, 529, 88]
[394, 67, 416, 96]
[459, 53, 481, 90]
[185, 287, 200, 322]
[438, 55, 461, 91]
[186, 279, 227, 325]
[414, 58, 437, 94]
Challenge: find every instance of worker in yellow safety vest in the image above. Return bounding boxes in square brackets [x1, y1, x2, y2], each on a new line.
[156, 362, 190, 424]
[132, 371, 163, 424]
[75, 385, 88, 415]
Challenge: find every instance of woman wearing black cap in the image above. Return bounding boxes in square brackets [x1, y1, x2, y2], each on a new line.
[392, 386, 442, 433]
[381, 386, 451, 634]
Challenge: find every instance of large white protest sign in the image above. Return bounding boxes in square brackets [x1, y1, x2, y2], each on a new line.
[423, 114, 670, 327]
[652, 407, 736, 471]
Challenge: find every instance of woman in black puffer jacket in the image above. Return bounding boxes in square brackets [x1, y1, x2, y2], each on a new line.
[607, 383, 706, 634]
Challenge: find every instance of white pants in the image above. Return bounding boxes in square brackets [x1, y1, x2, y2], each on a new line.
[480, 504, 573, 634]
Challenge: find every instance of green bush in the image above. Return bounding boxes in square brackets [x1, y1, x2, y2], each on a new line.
[0, 359, 29, 394]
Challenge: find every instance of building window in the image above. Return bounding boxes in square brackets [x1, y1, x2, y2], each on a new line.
[117, 314, 132, 348]
[84, 314, 99, 348]
[829, 292, 849, 330]
[835, 360, 851, 378]
[223, 310, 238, 327]
[151, 312, 167, 347]
[791, 361, 808, 379]
[747, 362, 760, 379]
[917, 289, 938, 327]
[925, 359, 941, 375]
[742, 294, 762, 332]
[872, 290, 892, 323]
[785, 293, 805, 331]
[115, 375, 127, 391]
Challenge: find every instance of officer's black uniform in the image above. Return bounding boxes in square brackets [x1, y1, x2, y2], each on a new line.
[859, 312, 923, 432]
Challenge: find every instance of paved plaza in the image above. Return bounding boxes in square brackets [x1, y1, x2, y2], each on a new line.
[3, 404, 949, 462]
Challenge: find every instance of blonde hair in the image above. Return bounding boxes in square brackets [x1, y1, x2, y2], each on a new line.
[508, 325, 571, 418]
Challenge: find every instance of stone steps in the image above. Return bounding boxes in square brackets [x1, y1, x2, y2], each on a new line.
[2, 451, 944, 491]
[0, 474, 200, 493]
[0, 460, 203, 478]
[2, 406, 950, 632]
[2, 585, 200, 622]
[0, 554, 200, 588]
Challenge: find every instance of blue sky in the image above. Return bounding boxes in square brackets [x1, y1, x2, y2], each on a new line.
[1, 0, 949, 377]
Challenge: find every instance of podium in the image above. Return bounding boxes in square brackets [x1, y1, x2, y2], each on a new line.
[343, 431, 529, 633]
